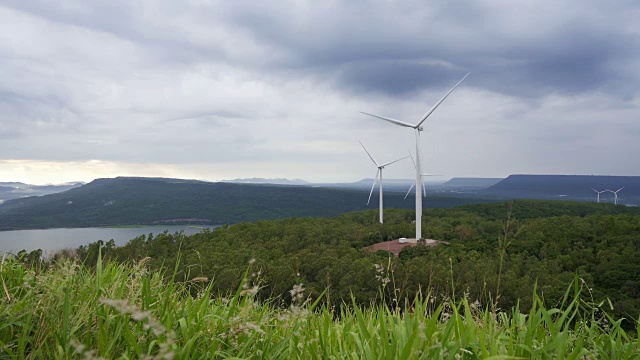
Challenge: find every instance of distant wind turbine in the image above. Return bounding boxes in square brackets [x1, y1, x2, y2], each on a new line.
[360, 141, 408, 224]
[361, 72, 470, 239]
[404, 152, 441, 199]
[606, 187, 624, 205]
[591, 188, 606, 203]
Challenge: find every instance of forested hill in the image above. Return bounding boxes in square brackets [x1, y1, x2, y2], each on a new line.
[485, 175, 640, 201]
[0, 177, 493, 230]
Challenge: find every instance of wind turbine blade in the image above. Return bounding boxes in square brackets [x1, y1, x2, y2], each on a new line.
[421, 173, 441, 176]
[404, 180, 416, 199]
[591, 188, 597, 193]
[617, 187, 624, 192]
[381, 155, 409, 167]
[408, 150, 416, 170]
[367, 170, 379, 205]
[422, 181, 426, 197]
[359, 141, 379, 166]
[360, 112, 415, 128]
[416, 72, 470, 128]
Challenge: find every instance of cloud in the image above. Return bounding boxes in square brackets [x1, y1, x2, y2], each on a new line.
[0, 1, 639, 184]
[213, 0, 639, 97]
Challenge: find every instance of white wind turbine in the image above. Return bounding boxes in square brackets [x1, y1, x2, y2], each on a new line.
[591, 188, 606, 203]
[404, 152, 441, 199]
[360, 141, 408, 224]
[606, 187, 624, 205]
[361, 73, 470, 239]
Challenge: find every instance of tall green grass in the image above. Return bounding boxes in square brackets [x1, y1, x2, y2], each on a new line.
[1, 256, 638, 359]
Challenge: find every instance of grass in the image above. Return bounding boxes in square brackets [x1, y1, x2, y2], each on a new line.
[1, 255, 639, 359]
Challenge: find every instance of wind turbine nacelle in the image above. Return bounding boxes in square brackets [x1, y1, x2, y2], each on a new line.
[417, 126, 424, 131]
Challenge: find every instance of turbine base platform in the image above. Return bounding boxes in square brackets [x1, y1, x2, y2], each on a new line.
[364, 238, 439, 256]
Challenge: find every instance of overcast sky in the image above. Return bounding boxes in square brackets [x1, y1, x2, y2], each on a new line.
[1, 1, 639, 184]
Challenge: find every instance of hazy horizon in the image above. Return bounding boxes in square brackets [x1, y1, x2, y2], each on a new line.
[6, 173, 640, 187]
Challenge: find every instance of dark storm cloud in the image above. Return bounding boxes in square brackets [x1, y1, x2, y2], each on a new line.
[215, 0, 639, 98]
[4, 1, 638, 98]
[337, 60, 463, 96]
[479, 26, 637, 98]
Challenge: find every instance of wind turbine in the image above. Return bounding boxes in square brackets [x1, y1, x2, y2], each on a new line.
[360, 141, 408, 224]
[361, 73, 470, 239]
[404, 152, 440, 199]
[591, 188, 606, 203]
[606, 187, 624, 205]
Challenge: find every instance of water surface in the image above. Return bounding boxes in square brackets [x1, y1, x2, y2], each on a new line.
[0, 225, 219, 254]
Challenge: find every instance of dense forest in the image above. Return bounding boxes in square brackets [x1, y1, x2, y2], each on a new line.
[13, 199, 638, 331]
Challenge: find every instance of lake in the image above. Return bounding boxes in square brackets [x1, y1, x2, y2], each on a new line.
[0, 225, 220, 255]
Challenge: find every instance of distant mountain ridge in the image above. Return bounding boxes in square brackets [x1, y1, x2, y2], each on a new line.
[352, 178, 445, 185]
[485, 175, 640, 202]
[0, 181, 85, 201]
[0, 182, 28, 188]
[111, 176, 205, 184]
[4, 174, 640, 230]
[442, 178, 503, 187]
[0, 176, 491, 230]
[223, 177, 310, 185]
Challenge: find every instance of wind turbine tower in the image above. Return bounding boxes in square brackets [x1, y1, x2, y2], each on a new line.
[591, 188, 606, 203]
[361, 73, 470, 239]
[359, 141, 408, 223]
[606, 187, 624, 205]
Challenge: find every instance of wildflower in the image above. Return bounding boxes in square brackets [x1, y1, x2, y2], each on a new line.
[240, 284, 259, 296]
[441, 311, 451, 322]
[290, 284, 305, 302]
[71, 339, 106, 360]
[374, 263, 390, 285]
